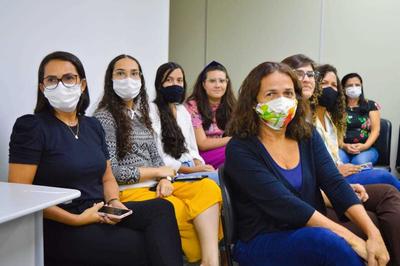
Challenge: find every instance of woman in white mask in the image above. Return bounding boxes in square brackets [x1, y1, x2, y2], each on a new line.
[340, 73, 381, 165]
[8, 51, 183, 265]
[225, 61, 389, 266]
[94, 55, 222, 266]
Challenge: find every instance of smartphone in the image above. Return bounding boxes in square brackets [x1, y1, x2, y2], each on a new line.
[174, 174, 208, 182]
[360, 162, 373, 171]
[98, 206, 133, 219]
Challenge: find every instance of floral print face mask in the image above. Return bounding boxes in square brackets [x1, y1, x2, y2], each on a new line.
[255, 97, 298, 130]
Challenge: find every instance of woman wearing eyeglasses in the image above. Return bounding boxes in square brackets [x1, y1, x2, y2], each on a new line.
[8, 51, 183, 265]
[225, 61, 389, 266]
[185, 61, 237, 169]
[94, 55, 222, 266]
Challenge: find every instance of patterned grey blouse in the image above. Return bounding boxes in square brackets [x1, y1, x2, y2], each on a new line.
[94, 109, 164, 185]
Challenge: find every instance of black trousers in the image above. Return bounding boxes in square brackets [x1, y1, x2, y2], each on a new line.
[44, 198, 183, 266]
[327, 184, 400, 266]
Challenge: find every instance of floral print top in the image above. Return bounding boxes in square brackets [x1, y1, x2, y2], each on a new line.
[344, 100, 380, 144]
[185, 100, 224, 138]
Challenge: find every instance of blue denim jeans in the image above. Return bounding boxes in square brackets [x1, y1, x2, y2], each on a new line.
[339, 147, 379, 165]
[345, 168, 400, 191]
[233, 227, 363, 266]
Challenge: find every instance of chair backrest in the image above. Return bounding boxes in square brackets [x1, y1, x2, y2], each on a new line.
[373, 118, 392, 170]
[218, 165, 237, 264]
[396, 125, 400, 173]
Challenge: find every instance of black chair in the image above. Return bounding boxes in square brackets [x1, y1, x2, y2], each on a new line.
[373, 118, 392, 171]
[396, 125, 400, 173]
[218, 166, 237, 266]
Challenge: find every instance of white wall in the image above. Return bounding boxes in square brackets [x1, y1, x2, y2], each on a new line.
[0, 0, 169, 181]
[170, 0, 400, 174]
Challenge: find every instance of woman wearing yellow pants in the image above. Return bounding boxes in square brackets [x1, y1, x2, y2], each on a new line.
[120, 179, 222, 262]
[94, 54, 222, 266]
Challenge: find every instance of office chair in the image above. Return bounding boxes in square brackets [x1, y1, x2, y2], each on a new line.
[373, 118, 392, 171]
[218, 165, 237, 266]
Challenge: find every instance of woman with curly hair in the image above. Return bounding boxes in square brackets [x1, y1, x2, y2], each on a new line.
[94, 55, 222, 266]
[185, 61, 236, 169]
[150, 62, 219, 183]
[225, 61, 389, 266]
[340, 73, 381, 165]
[315, 64, 400, 190]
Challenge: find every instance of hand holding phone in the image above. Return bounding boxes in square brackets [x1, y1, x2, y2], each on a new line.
[98, 206, 133, 219]
[359, 162, 373, 171]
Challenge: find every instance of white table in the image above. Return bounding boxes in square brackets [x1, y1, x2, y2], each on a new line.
[0, 182, 80, 266]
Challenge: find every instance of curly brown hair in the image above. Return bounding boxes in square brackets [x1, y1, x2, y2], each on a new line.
[97, 54, 152, 159]
[226, 62, 312, 140]
[316, 64, 347, 139]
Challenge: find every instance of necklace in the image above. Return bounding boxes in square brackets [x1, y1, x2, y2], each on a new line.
[66, 121, 79, 139]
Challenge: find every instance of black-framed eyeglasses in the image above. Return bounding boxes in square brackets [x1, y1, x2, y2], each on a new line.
[43, 74, 79, 90]
[112, 70, 142, 80]
[295, 70, 319, 80]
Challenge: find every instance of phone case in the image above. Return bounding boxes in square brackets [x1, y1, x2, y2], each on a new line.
[98, 208, 133, 219]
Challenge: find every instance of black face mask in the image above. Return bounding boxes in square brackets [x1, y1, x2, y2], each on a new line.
[318, 87, 338, 110]
[160, 85, 185, 103]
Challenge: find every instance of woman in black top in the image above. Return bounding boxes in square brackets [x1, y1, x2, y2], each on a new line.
[8, 51, 182, 266]
[340, 73, 381, 165]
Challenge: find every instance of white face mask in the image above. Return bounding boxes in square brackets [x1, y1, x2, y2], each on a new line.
[113, 78, 142, 100]
[44, 82, 82, 113]
[345, 86, 362, 99]
[255, 97, 298, 130]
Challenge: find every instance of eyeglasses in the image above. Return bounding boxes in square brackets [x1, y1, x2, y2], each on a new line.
[205, 78, 229, 84]
[295, 70, 319, 80]
[113, 70, 142, 80]
[43, 74, 79, 90]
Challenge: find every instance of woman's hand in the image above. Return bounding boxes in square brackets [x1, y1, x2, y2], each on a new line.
[157, 166, 176, 178]
[76, 202, 106, 226]
[343, 143, 361, 154]
[101, 200, 129, 225]
[156, 179, 174, 197]
[350, 183, 369, 202]
[192, 164, 215, 172]
[338, 164, 362, 177]
[347, 234, 368, 261]
[353, 143, 369, 152]
[365, 234, 390, 266]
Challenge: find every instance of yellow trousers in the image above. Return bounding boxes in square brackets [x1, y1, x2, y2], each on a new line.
[120, 178, 223, 262]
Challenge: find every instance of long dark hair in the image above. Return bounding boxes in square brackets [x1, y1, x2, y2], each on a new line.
[316, 64, 347, 139]
[97, 54, 152, 159]
[187, 62, 236, 132]
[226, 62, 312, 140]
[35, 51, 90, 114]
[341, 72, 369, 114]
[154, 62, 188, 159]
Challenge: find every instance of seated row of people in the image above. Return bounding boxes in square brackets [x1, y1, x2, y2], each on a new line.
[8, 50, 400, 265]
[225, 59, 400, 266]
[8, 52, 222, 266]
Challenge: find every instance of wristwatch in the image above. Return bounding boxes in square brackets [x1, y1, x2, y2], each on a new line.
[158, 176, 174, 182]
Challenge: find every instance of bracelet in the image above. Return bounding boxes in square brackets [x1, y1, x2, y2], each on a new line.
[107, 198, 119, 205]
[157, 176, 174, 182]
